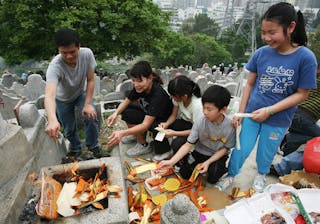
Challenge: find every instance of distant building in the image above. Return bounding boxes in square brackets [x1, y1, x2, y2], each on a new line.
[153, 0, 319, 32]
[197, 0, 212, 8]
[175, 0, 196, 9]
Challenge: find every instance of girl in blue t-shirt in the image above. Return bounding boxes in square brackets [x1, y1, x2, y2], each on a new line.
[215, 2, 317, 192]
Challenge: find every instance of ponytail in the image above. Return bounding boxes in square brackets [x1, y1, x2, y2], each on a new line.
[192, 83, 201, 98]
[261, 2, 307, 46]
[292, 10, 307, 46]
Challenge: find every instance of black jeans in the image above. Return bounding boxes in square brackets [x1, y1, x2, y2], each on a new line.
[179, 150, 228, 184]
[121, 104, 171, 154]
[169, 119, 193, 152]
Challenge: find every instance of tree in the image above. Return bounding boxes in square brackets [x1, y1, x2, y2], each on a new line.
[181, 13, 219, 38]
[190, 33, 232, 68]
[149, 30, 194, 67]
[217, 29, 249, 64]
[309, 25, 320, 62]
[0, 0, 170, 65]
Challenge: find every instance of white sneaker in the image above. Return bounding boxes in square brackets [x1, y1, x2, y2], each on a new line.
[126, 142, 151, 157]
[152, 150, 173, 161]
[253, 173, 266, 192]
[121, 135, 136, 144]
[214, 175, 234, 191]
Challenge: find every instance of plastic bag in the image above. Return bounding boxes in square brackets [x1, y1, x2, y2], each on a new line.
[36, 172, 62, 219]
[303, 137, 320, 174]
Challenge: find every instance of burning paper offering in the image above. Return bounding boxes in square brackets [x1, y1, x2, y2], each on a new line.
[36, 162, 122, 219]
[130, 162, 160, 176]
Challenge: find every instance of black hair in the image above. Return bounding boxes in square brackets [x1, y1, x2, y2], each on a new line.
[168, 75, 201, 98]
[130, 61, 163, 84]
[54, 28, 80, 47]
[261, 2, 307, 46]
[201, 85, 231, 110]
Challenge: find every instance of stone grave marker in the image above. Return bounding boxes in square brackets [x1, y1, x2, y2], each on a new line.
[23, 74, 45, 101]
[10, 82, 26, 97]
[100, 77, 114, 94]
[94, 74, 100, 97]
[223, 82, 239, 97]
[115, 73, 128, 87]
[188, 71, 199, 82]
[119, 79, 133, 97]
[1, 74, 16, 88]
[195, 75, 208, 95]
[0, 89, 22, 120]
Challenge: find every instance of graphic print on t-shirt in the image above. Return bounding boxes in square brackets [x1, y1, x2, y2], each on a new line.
[259, 66, 294, 94]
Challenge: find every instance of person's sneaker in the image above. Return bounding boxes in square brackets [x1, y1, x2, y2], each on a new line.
[89, 146, 103, 158]
[269, 164, 280, 177]
[121, 135, 136, 144]
[152, 150, 173, 161]
[66, 151, 81, 157]
[253, 173, 266, 192]
[61, 151, 82, 164]
[173, 165, 181, 173]
[214, 175, 234, 191]
[126, 143, 151, 157]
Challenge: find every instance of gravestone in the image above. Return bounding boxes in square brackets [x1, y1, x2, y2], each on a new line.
[100, 77, 114, 94]
[1, 74, 15, 88]
[0, 89, 22, 120]
[119, 79, 133, 97]
[202, 67, 212, 74]
[10, 82, 26, 97]
[195, 76, 208, 95]
[19, 103, 41, 128]
[223, 82, 239, 97]
[94, 74, 100, 97]
[188, 71, 199, 81]
[205, 73, 215, 83]
[168, 69, 178, 81]
[0, 111, 33, 198]
[213, 69, 223, 80]
[178, 67, 185, 73]
[115, 73, 128, 87]
[103, 92, 125, 101]
[160, 70, 169, 86]
[0, 113, 5, 139]
[23, 74, 45, 101]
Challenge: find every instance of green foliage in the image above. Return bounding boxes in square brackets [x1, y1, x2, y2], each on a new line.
[150, 30, 194, 67]
[217, 29, 250, 64]
[181, 14, 219, 38]
[0, 0, 170, 65]
[309, 25, 320, 64]
[190, 33, 232, 68]
[149, 31, 232, 68]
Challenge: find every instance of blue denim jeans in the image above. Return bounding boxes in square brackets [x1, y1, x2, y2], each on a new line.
[56, 92, 99, 153]
[282, 111, 320, 156]
[274, 150, 304, 176]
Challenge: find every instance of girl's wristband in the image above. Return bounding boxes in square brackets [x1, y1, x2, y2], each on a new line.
[268, 107, 274, 116]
